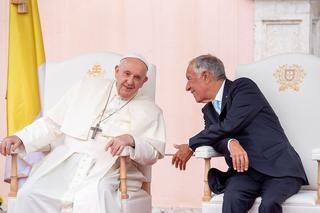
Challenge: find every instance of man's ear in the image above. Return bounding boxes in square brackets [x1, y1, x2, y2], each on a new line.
[201, 70, 210, 82]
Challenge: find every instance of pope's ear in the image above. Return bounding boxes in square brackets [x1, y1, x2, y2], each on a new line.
[115, 65, 119, 75]
[143, 76, 148, 84]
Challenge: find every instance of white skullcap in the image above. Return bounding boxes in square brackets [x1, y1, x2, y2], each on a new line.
[120, 52, 149, 71]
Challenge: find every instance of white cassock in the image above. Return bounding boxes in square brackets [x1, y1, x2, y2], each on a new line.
[13, 74, 166, 213]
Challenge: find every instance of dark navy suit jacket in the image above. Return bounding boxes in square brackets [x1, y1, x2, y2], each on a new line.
[189, 78, 308, 184]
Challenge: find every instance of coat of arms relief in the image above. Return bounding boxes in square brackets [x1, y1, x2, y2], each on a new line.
[88, 64, 105, 76]
[273, 64, 306, 91]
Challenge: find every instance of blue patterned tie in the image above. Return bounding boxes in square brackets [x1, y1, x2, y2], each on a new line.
[213, 100, 221, 114]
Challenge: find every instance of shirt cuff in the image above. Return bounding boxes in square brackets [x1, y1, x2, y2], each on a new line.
[227, 139, 234, 151]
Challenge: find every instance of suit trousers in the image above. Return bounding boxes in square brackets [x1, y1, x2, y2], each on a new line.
[222, 168, 302, 213]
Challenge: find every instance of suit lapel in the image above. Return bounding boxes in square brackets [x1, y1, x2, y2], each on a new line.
[203, 79, 233, 122]
[220, 79, 232, 115]
[203, 102, 219, 122]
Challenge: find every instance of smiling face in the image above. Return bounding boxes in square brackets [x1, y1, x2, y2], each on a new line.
[185, 64, 219, 103]
[115, 58, 148, 100]
[185, 65, 209, 103]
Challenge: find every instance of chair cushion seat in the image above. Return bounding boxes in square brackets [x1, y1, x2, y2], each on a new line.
[210, 190, 318, 206]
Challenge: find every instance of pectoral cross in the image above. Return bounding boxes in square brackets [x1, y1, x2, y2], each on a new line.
[90, 123, 102, 139]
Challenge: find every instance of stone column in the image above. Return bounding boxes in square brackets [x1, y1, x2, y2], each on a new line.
[254, 0, 320, 60]
[311, 0, 320, 56]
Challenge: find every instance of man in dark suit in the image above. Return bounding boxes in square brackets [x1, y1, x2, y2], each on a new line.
[172, 54, 308, 213]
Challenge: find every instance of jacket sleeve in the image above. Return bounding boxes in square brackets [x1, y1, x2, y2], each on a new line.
[189, 78, 266, 151]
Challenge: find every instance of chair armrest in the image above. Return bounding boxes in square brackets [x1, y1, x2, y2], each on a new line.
[38, 144, 51, 153]
[312, 148, 320, 204]
[194, 146, 222, 202]
[9, 154, 18, 198]
[195, 146, 222, 158]
[312, 148, 320, 160]
[119, 146, 134, 200]
[120, 146, 131, 157]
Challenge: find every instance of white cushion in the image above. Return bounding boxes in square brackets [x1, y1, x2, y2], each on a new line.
[312, 149, 320, 160]
[195, 146, 222, 158]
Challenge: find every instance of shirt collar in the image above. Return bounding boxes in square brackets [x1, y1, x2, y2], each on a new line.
[212, 80, 225, 103]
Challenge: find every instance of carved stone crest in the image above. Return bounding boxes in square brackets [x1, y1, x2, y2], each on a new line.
[273, 64, 306, 91]
[88, 64, 104, 76]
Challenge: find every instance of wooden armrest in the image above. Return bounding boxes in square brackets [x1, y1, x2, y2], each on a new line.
[312, 149, 320, 204]
[119, 146, 151, 199]
[37, 144, 51, 153]
[119, 146, 135, 200]
[194, 146, 222, 202]
[119, 155, 129, 199]
[9, 153, 18, 197]
[119, 146, 130, 199]
[120, 146, 131, 157]
[312, 149, 320, 160]
[315, 159, 320, 205]
[202, 157, 212, 202]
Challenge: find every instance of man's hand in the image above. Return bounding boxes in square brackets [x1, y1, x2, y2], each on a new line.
[229, 139, 249, 172]
[105, 134, 135, 156]
[0, 135, 23, 156]
[171, 144, 193, 170]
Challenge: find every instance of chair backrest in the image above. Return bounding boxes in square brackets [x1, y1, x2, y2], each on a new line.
[44, 51, 156, 182]
[236, 53, 320, 190]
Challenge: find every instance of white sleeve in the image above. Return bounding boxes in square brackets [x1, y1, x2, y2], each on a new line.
[15, 117, 63, 154]
[129, 137, 162, 165]
[128, 103, 166, 166]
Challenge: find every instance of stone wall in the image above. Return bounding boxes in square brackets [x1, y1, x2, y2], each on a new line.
[254, 0, 320, 60]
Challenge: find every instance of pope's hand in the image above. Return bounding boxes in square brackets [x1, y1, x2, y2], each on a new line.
[229, 139, 249, 172]
[105, 134, 135, 156]
[171, 144, 193, 170]
[0, 135, 23, 156]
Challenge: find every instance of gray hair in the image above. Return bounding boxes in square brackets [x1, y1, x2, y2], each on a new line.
[189, 54, 226, 80]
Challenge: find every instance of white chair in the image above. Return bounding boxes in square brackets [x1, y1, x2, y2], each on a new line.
[195, 53, 320, 213]
[8, 52, 156, 213]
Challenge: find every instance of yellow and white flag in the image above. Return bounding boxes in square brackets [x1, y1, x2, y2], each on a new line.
[5, 0, 46, 186]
